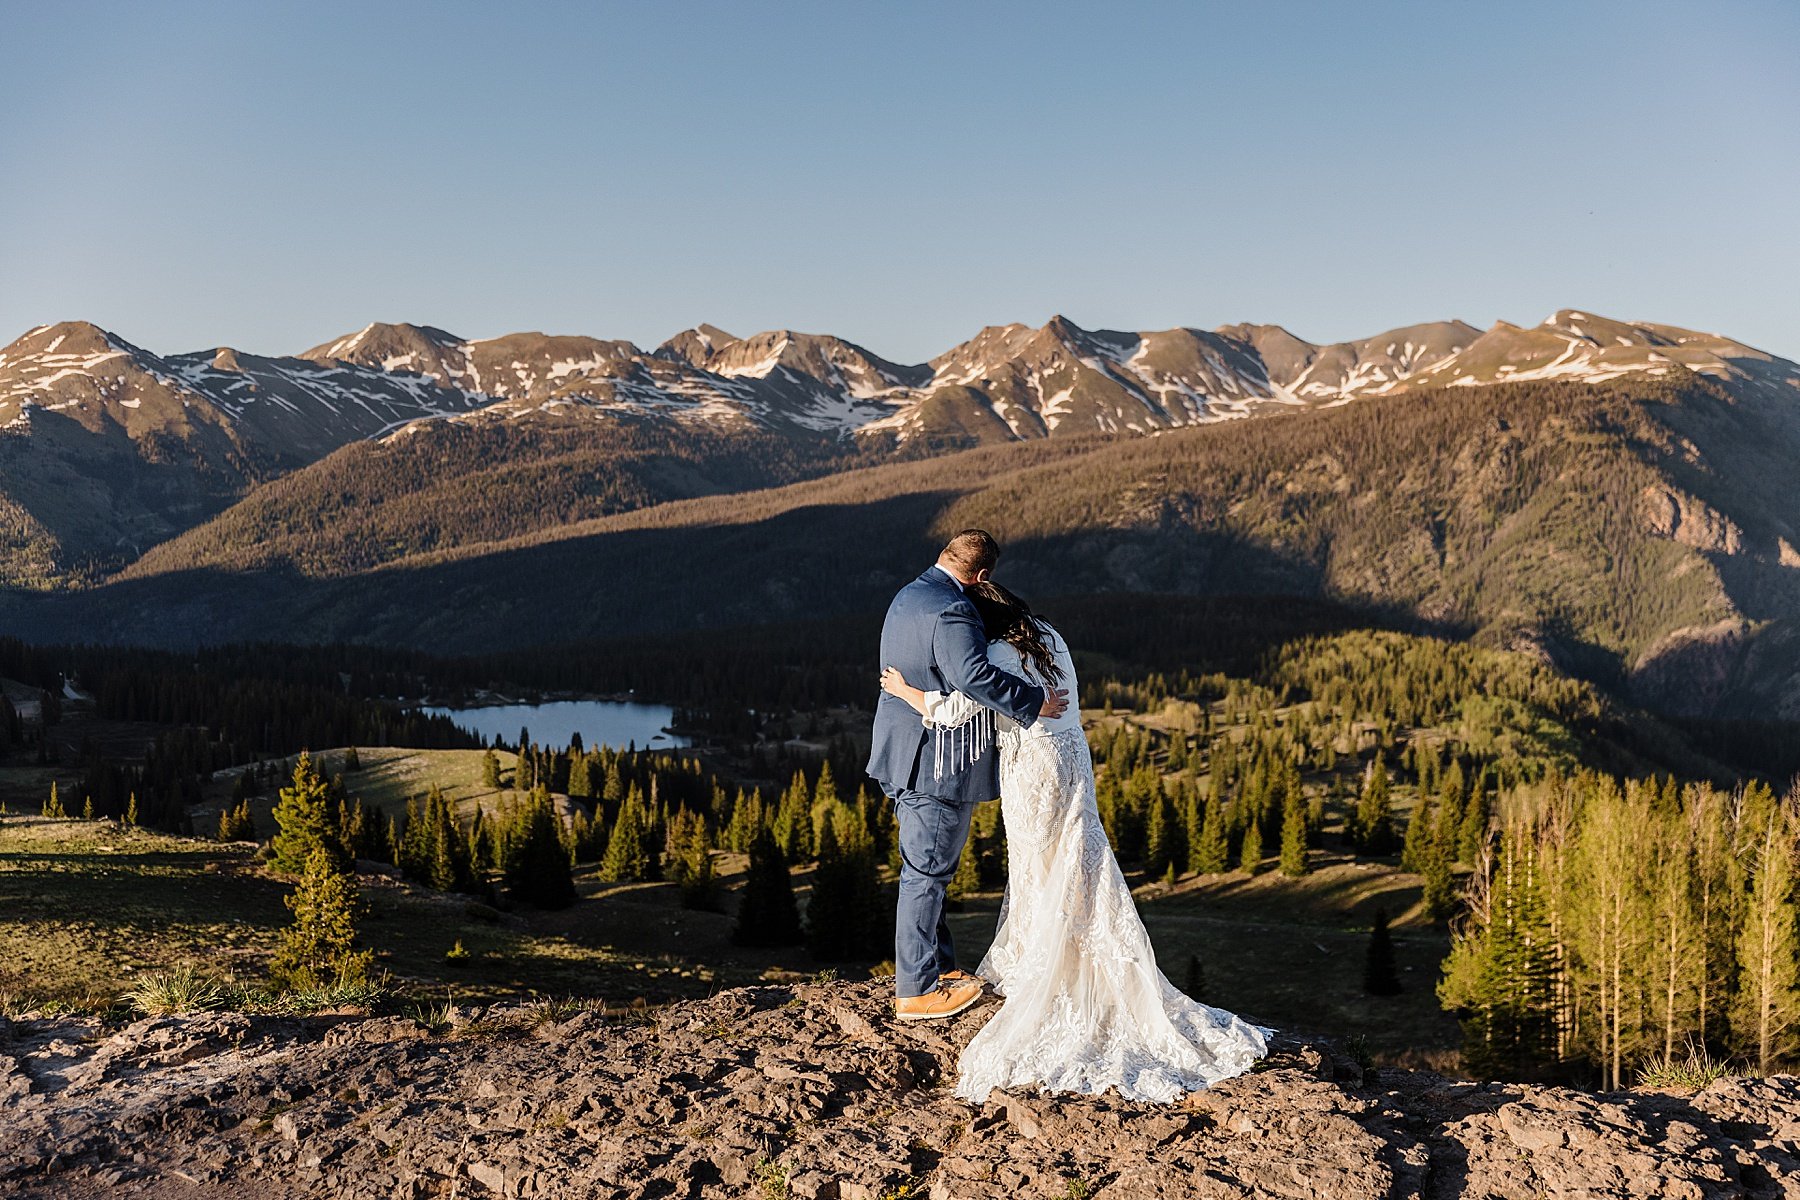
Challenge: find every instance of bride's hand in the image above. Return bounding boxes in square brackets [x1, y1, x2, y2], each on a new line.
[880, 666, 909, 697]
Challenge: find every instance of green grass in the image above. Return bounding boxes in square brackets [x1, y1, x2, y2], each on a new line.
[0, 816, 287, 1002]
[122, 963, 227, 1015]
[0, 812, 804, 1011]
[1637, 1043, 1733, 1091]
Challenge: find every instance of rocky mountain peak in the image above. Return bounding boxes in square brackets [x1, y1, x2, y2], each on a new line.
[654, 323, 741, 367]
[301, 321, 464, 363]
[927, 323, 1038, 380]
[0, 320, 133, 363]
[702, 329, 930, 398]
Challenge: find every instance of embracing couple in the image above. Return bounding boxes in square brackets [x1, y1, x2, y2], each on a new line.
[866, 529, 1270, 1105]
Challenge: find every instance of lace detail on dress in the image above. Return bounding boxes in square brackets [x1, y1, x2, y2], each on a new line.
[955, 723, 1272, 1105]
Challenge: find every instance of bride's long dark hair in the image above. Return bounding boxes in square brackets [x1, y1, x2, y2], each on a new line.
[967, 581, 1064, 686]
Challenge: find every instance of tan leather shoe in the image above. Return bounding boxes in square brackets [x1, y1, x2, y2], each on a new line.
[937, 969, 984, 988]
[894, 979, 985, 1022]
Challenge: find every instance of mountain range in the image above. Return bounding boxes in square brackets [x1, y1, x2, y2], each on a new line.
[4, 308, 1792, 586]
[2, 308, 1797, 720]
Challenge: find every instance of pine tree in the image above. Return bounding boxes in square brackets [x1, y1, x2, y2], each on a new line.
[668, 808, 719, 910]
[1401, 795, 1434, 874]
[1279, 791, 1310, 877]
[567, 753, 592, 800]
[342, 798, 389, 863]
[571, 802, 608, 863]
[42, 781, 64, 818]
[269, 846, 372, 991]
[812, 760, 840, 808]
[805, 820, 887, 961]
[424, 786, 475, 893]
[1457, 783, 1491, 866]
[1436, 761, 1468, 848]
[344, 746, 361, 772]
[1355, 752, 1395, 854]
[1364, 909, 1402, 995]
[504, 787, 577, 909]
[1440, 800, 1561, 1077]
[397, 796, 427, 881]
[481, 749, 501, 789]
[733, 828, 802, 947]
[1421, 836, 1457, 922]
[1145, 790, 1184, 881]
[599, 786, 653, 883]
[725, 788, 767, 853]
[1191, 790, 1229, 875]
[773, 771, 813, 862]
[1238, 818, 1264, 876]
[269, 753, 345, 875]
[1116, 764, 1158, 865]
[125, 792, 138, 827]
[218, 798, 256, 842]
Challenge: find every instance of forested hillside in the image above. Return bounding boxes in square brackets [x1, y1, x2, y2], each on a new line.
[124, 417, 871, 577]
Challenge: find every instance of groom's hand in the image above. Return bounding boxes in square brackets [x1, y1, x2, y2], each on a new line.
[1040, 688, 1069, 719]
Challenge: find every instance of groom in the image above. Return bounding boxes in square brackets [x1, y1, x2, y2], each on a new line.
[867, 529, 1068, 1021]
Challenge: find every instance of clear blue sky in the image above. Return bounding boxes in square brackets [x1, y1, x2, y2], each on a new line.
[3, 1, 1795, 363]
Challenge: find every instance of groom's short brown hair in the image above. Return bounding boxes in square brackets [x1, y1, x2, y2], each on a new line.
[941, 528, 1000, 576]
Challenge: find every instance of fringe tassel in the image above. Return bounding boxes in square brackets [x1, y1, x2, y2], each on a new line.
[931, 705, 994, 783]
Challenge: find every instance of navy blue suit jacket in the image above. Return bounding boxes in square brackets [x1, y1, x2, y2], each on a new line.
[865, 566, 1046, 805]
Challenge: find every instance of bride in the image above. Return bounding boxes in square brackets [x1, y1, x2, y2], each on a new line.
[880, 581, 1271, 1104]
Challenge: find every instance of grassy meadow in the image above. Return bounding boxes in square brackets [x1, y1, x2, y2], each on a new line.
[0, 802, 1456, 1065]
[0, 807, 810, 1016]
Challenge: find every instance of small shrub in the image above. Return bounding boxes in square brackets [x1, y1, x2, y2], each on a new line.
[269, 846, 372, 991]
[123, 965, 224, 1016]
[1637, 1042, 1732, 1090]
[527, 996, 592, 1028]
[233, 974, 387, 1016]
[411, 1000, 456, 1035]
[755, 1158, 789, 1200]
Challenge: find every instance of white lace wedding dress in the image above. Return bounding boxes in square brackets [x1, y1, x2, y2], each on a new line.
[922, 623, 1271, 1104]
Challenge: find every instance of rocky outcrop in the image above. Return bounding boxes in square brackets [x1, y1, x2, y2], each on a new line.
[3, 980, 1800, 1199]
[1638, 484, 1745, 556]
